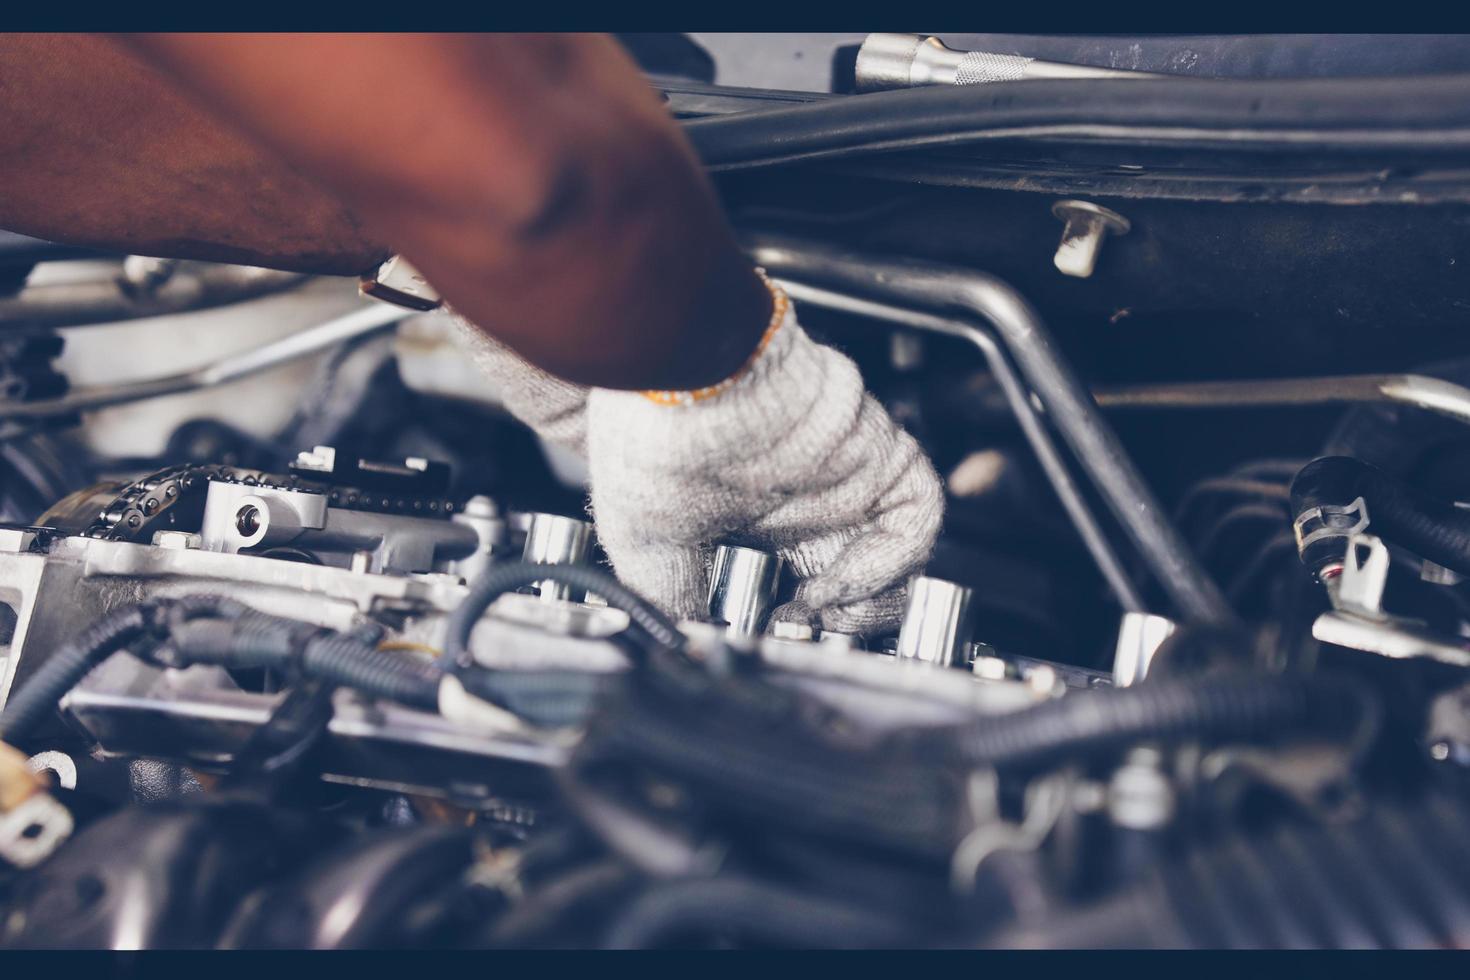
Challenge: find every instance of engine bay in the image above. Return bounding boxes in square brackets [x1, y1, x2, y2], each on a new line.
[2, 33, 1470, 950]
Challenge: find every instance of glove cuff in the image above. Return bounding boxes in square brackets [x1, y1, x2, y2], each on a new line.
[449, 312, 589, 455]
[639, 269, 792, 407]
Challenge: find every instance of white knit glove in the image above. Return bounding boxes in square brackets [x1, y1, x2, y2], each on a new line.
[451, 314, 589, 455]
[586, 281, 944, 635]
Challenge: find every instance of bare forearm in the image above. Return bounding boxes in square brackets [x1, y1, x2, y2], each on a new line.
[0, 34, 387, 274]
[126, 32, 769, 390]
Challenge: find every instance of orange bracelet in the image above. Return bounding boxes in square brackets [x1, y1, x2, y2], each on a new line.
[640, 269, 790, 407]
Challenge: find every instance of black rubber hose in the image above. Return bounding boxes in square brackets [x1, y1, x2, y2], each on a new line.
[573, 681, 966, 862]
[300, 633, 440, 711]
[443, 561, 683, 666]
[0, 601, 163, 742]
[601, 876, 917, 949]
[986, 791, 1470, 949]
[911, 671, 1378, 771]
[683, 72, 1470, 172]
[480, 859, 640, 949]
[168, 607, 440, 711]
[0, 593, 263, 742]
[1290, 455, 1470, 577]
[0, 594, 442, 747]
[164, 612, 294, 669]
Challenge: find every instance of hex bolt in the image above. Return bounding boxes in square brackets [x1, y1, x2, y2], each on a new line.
[462, 494, 499, 519]
[1051, 200, 1131, 279]
[152, 530, 201, 551]
[116, 255, 179, 298]
[235, 505, 261, 537]
[770, 620, 815, 642]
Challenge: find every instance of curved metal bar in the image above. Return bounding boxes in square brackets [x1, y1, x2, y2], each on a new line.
[751, 234, 1232, 625]
[0, 262, 306, 330]
[1094, 373, 1470, 428]
[777, 280, 1146, 615]
[0, 302, 413, 421]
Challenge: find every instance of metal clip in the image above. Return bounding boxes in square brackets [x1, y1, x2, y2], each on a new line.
[0, 793, 73, 869]
[950, 770, 1069, 894]
[1293, 496, 1370, 555]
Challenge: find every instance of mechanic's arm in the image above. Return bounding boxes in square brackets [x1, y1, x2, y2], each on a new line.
[0, 34, 386, 274]
[118, 32, 770, 391]
[126, 33, 943, 633]
[4, 32, 942, 631]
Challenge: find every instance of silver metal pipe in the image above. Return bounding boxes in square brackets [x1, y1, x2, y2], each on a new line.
[754, 234, 1231, 625]
[896, 576, 975, 667]
[522, 513, 593, 602]
[1094, 373, 1470, 428]
[707, 544, 783, 638]
[777, 279, 1146, 615]
[0, 262, 305, 330]
[0, 302, 413, 422]
[855, 33, 1164, 93]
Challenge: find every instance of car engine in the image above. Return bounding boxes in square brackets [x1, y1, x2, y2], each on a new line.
[3, 33, 1470, 950]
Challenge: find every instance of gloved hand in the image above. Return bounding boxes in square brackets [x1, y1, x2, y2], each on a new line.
[586, 277, 943, 635]
[452, 315, 589, 455]
[455, 279, 944, 636]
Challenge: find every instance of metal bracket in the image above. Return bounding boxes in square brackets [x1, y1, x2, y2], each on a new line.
[1293, 496, 1370, 556]
[950, 769, 1069, 894]
[1311, 536, 1470, 669]
[1335, 532, 1391, 618]
[0, 793, 73, 869]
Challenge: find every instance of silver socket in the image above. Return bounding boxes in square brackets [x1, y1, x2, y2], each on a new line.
[521, 513, 592, 602]
[896, 576, 975, 667]
[707, 544, 783, 638]
[1111, 612, 1178, 686]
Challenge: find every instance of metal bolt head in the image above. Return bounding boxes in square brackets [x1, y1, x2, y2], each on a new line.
[972, 655, 1009, 681]
[117, 255, 178, 298]
[1108, 748, 1175, 830]
[817, 630, 861, 651]
[462, 495, 499, 519]
[770, 620, 815, 641]
[1051, 200, 1131, 279]
[1025, 663, 1063, 697]
[235, 505, 262, 538]
[151, 530, 201, 551]
[0, 528, 36, 554]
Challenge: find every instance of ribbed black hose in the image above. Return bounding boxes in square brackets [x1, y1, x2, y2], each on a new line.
[480, 859, 639, 949]
[0, 593, 444, 747]
[600, 876, 918, 949]
[988, 791, 1470, 949]
[1290, 455, 1470, 576]
[169, 612, 441, 711]
[913, 671, 1378, 771]
[443, 561, 683, 666]
[166, 614, 294, 669]
[0, 602, 161, 742]
[300, 633, 440, 710]
[574, 681, 965, 861]
[168, 594, 251, 623]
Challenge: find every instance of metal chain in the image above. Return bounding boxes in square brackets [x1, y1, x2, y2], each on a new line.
[73, 462, 460, 544]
